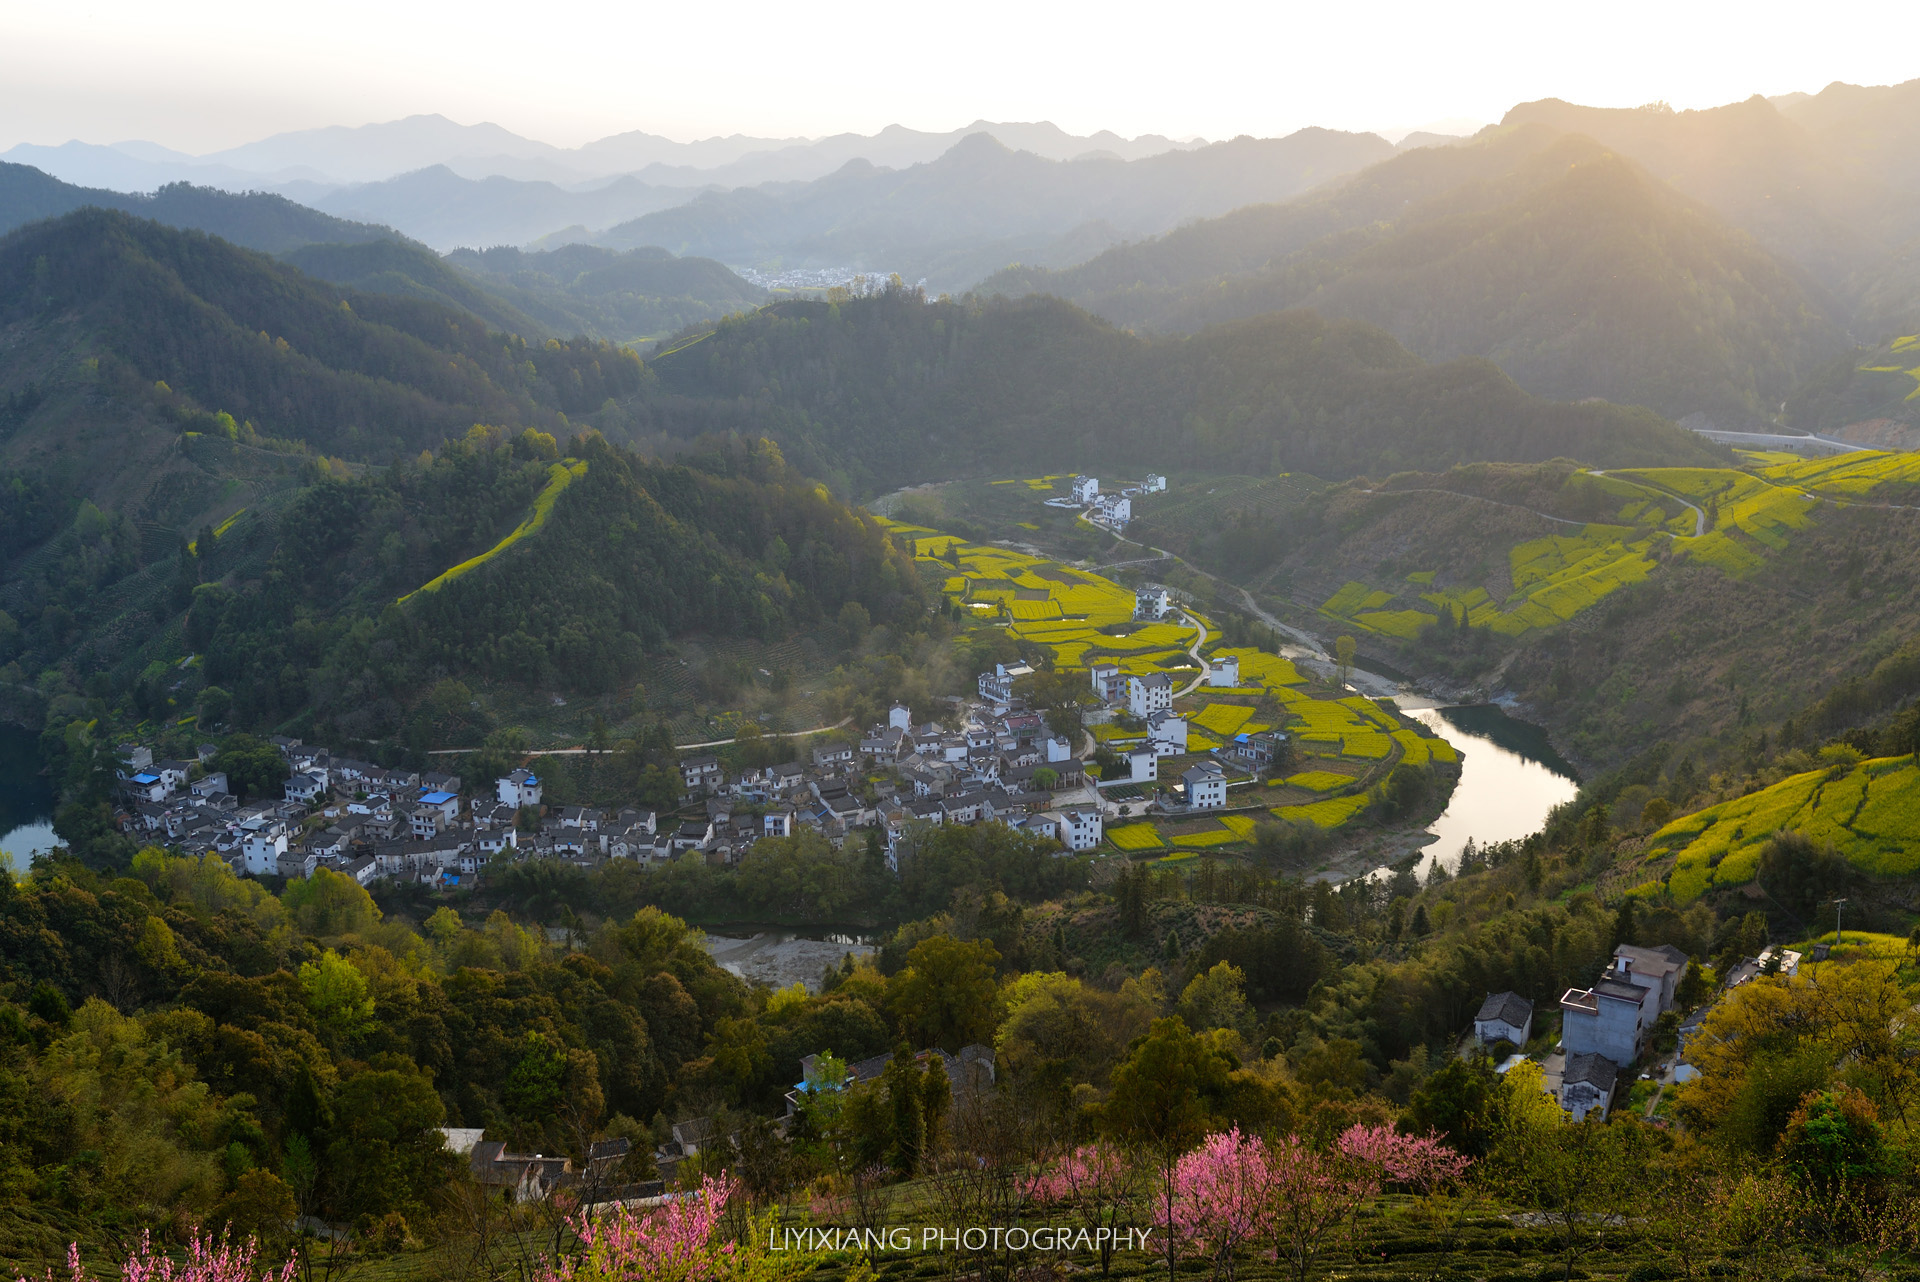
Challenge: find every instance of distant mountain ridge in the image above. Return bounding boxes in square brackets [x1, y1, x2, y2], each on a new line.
[0, 161, 399, 253]
[979, 125, 1851, 420]
[1, 113, 1211, 193]
[591, 129, 1396, 289]
[305, 165, 702, 251]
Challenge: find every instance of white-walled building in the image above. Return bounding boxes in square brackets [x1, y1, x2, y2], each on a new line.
[1070, 476, 1099, 504]
[1053, 807, 1103, 851]
[978, 662, 1033, 708]
[1147, 711, 1187, 757]
[1121, 746, 1157, 784]
[1089, 663, 1124, 704]
[1208, 655, 1240, 687]
[1134, 587, 1171, 620]
[1182, 762, 1227, 809]
[1127, 673, 1173, 718]
[888, 702, 912, 731]
[242, 821, 288, 876]
[1473, 992, 1534, 1047]
[498, 768, 542, 808]
[1560, 1052, 1617, 1121]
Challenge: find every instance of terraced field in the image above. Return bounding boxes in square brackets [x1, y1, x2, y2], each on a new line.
[1637, 755, 1920, 902]
[884, 520, 1206, 677]
[1319, 463, 1842, 642]
[1760, 449, 1920, 501]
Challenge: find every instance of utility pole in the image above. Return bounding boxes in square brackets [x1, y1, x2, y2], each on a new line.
[1832, 897, 1849, 948]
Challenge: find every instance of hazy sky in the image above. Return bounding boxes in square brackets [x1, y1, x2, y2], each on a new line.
[3, 0, 1913, 152]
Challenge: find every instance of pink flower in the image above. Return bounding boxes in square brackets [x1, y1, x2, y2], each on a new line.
[1156, 1129, 1271, 1282]
[1028, 1143, 1129, 1205]
[540, 1173, 739, 1282]
[23, 1231, 297, 1282]
[1335, 1125, 1472, 1197]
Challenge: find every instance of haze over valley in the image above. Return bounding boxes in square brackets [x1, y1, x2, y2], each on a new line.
[5, 15, 1920, 1281]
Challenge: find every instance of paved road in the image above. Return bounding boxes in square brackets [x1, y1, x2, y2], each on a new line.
[1173, 610, 1211, 696]
[427, 715, 854, 755]
[1588, 470, 1705, 536]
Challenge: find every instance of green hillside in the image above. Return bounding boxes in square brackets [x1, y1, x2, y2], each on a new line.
[1637, 754, 1920, 903]
[0, 209, 642, 476]
[983, 131, 1846, 419]
[0, 162, 399, 252]
[281, 238, 548, 337]
[0, 211, 922, 744]
[1782, 332, 1920, 440]
[446, 242, 767, 344]
[642, 290, 1724, 494]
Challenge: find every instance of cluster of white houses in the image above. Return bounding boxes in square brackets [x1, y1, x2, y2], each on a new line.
[975, 624, 1272, 812]
[114, 686, 1119, 887]
[1040, 473, 1166, 531]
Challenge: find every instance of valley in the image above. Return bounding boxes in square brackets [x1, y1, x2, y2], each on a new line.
[4, 64, 1920, 1282]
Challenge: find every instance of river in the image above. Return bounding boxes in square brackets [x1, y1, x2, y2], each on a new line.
[0, 724, 56, 875]
[1404, 703, 1580, 875]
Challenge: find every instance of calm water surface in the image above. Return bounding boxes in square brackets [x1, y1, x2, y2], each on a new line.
[0, 724, 56, 874]
[1411, 704, 1579, 873]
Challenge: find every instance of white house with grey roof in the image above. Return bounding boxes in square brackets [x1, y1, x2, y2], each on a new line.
[1127, 672, 1173, 718]
[1473, 991, 1533, 1047]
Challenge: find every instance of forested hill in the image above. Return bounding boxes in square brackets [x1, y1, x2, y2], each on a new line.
[0, 162, 400, 252]
[4, 425, 922, 749]
[0, 209, 645, 475]
[639, 290, 1726, 494]
[182, 433, 924, 740]
[979, 128, 1846, 421]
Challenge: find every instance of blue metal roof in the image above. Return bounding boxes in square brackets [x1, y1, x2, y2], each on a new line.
[420, 791, 456, 804]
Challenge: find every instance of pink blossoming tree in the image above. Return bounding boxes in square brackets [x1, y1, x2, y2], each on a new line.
[1028, 1143, 1138, 1276]
[540, 1173, 740, 1282]
[20, 1233, 297, 1282]
[1261, 1135, 1375, 1282]
[1156, 1129, 1269, 1282]
[1337, 1124, 1474, 1196]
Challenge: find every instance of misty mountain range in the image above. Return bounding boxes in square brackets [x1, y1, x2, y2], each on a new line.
[2, 114, 1211, 196]
[0, 113, 1423, 263]
[4, 78, 1920, 429]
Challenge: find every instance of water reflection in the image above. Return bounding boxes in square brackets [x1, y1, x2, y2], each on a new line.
[0, 725, 55, 874]
[1412, 705, 1580, 874]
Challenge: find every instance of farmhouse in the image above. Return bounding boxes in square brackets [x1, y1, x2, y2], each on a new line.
[1473, 991, 1534, 1047]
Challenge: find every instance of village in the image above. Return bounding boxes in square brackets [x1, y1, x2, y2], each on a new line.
[105, 470, 1313, 894]
[107, 618, 1271, 894]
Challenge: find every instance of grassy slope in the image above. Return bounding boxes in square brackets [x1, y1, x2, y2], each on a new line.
[1636, 755, 1920, 902]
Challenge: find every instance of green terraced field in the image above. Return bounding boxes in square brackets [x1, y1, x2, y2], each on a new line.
[1645, 756, 1920, 902]
[1285, 770, 1355, 792]
[1106, 823, 1165, 852]
[1762, 449, 1920, 499]
[1274, 793, 1371, 828]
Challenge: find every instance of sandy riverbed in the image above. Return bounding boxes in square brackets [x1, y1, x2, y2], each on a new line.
[701, 932, 875, 992]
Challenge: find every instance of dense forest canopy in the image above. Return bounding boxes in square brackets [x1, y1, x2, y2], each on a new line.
[639, 290, 1723, 494]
